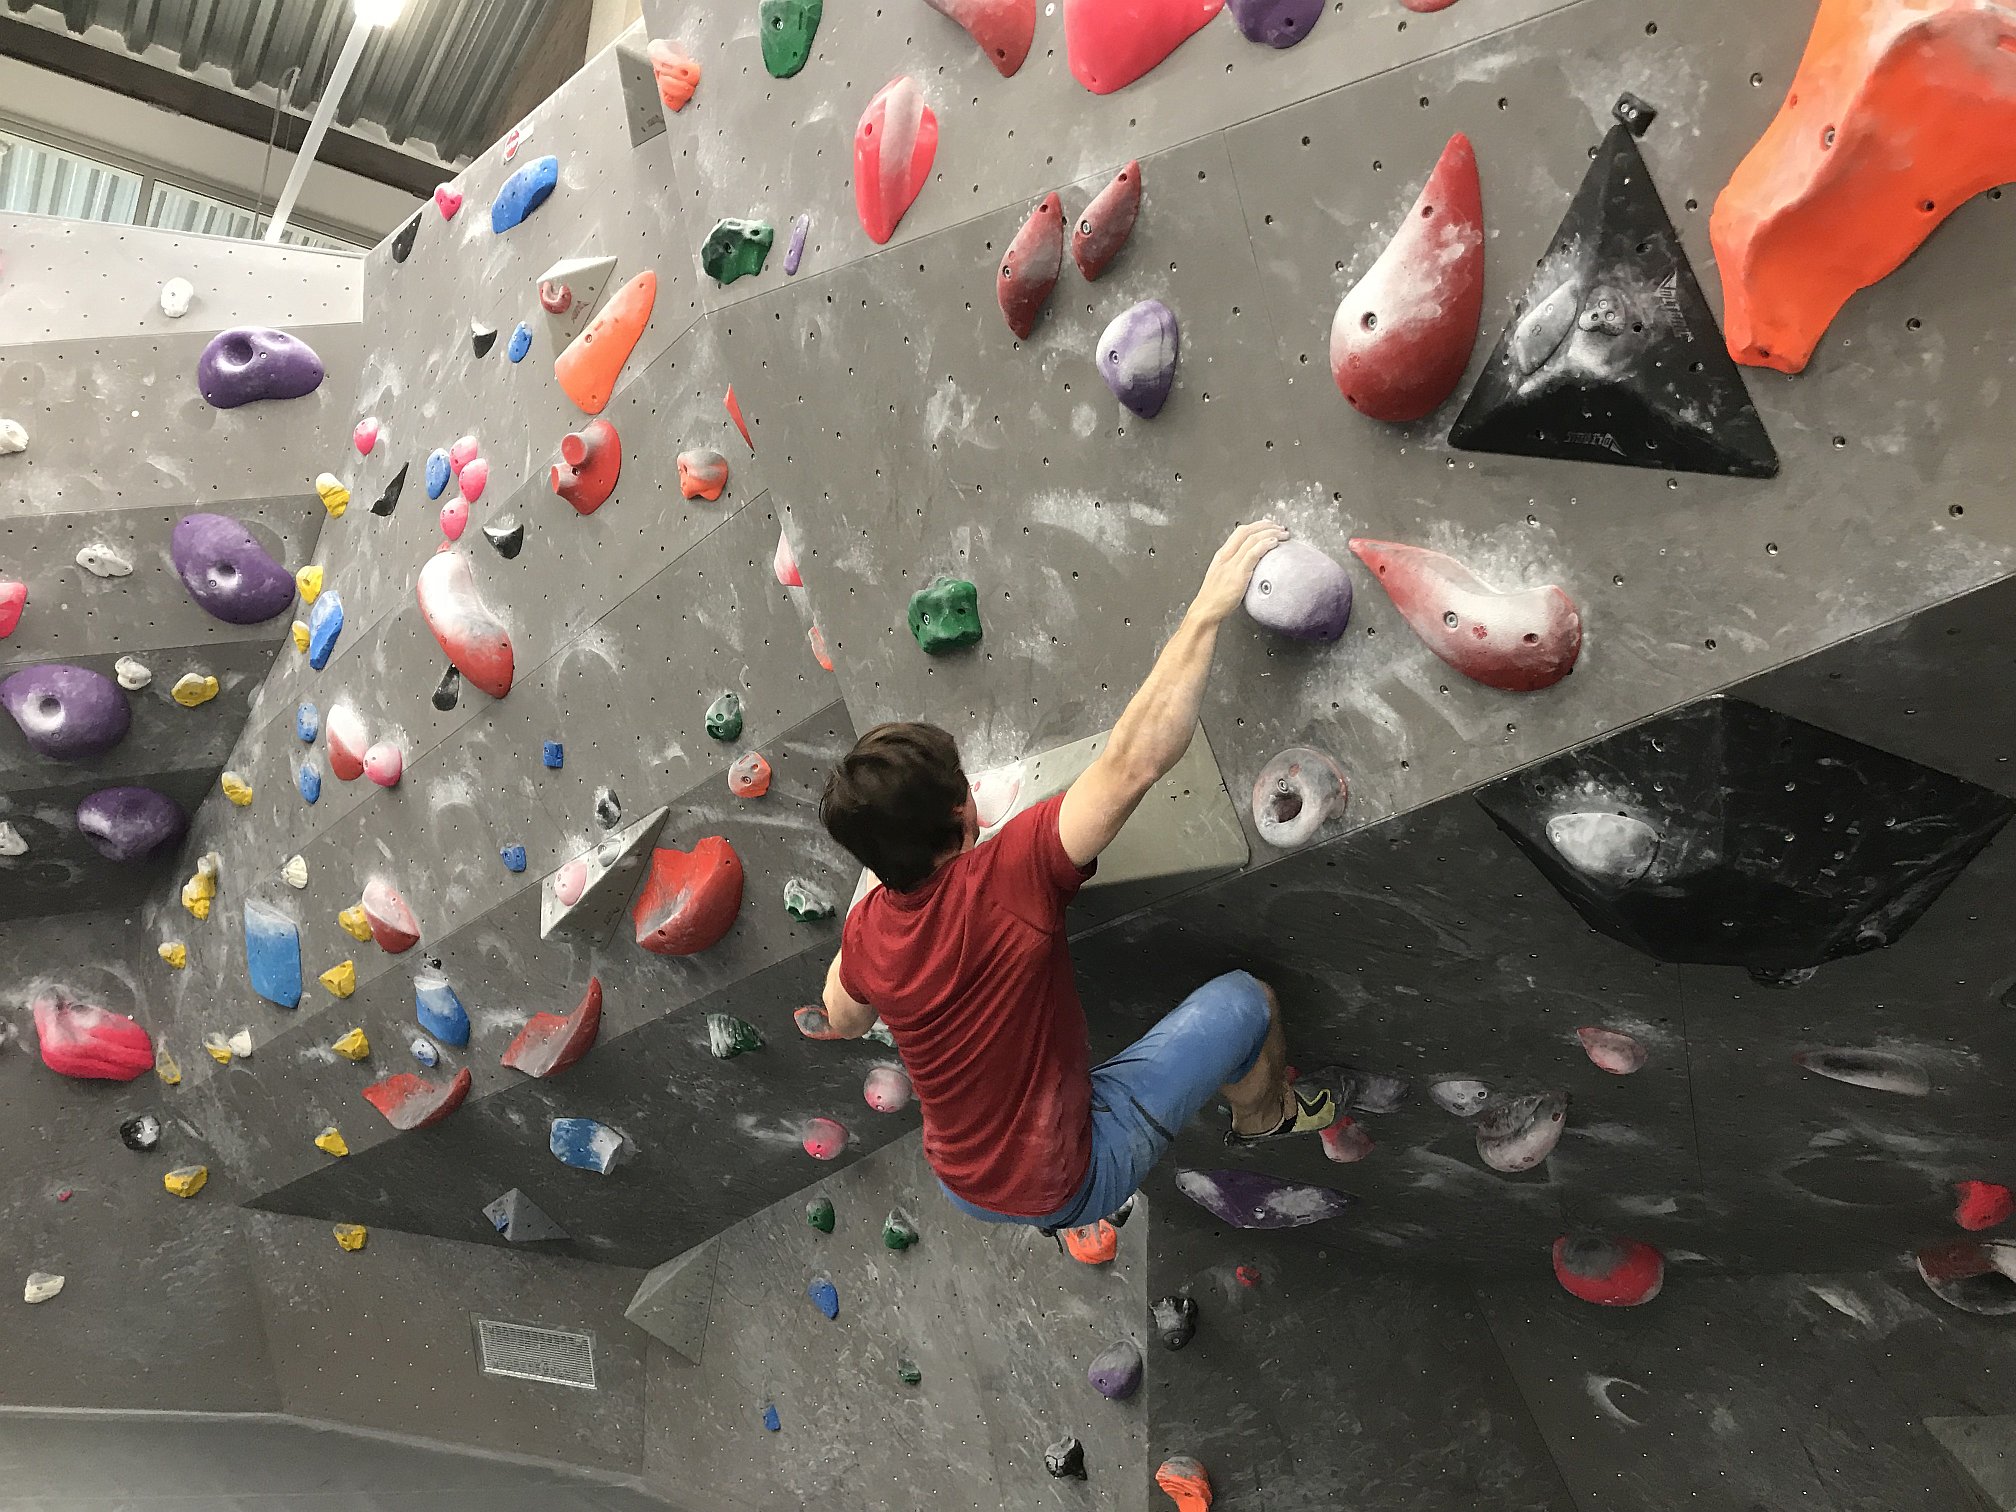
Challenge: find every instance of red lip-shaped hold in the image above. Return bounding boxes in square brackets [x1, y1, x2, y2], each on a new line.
[922, 0, 1035, 75]
[502, 977, 604, 1078]
[997, 193, 1064, 339]
[1349, 538, 1582, 693]
[33, 992, 153, 1081]
[417, 552, 515, 700]
[326, 704, 368, 782]
[361, 877, 421, 954]
[1063, 0, 1223, 94]
[633, 837, 745, 956]
[362, 1067, 473, 1130]
[854, 77, 937, 245]
[1071, 161, 1142, 281]
[550, 419, 622, 515]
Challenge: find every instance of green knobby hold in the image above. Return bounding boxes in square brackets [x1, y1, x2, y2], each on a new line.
[882, 1211, 919, 1251]
[907, 575, 983, 655]
[864, 1022, 897, 1050]
[705, 1012, 763, 1059]
[701, 219, 775, 286]
[896, 1359, 922, 1386]
[759, 0, 822, 78]
[706, 691, 744, 741]
[784, 876, 836, 922]
[806, 1195, 835, 1233]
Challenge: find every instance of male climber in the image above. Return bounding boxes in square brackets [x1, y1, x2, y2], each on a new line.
[816, 519, 1339, 1251]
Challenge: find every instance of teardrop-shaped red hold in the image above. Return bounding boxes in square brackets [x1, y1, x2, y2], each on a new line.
[1064, 0, 1224, 95]
[854, 76, 938, 245]
[922, 0, 1035, 77]
[1349, 537, 1582, 693]
[997, 193, 1064, 339]
[501, 977, 604, 1079]
[633, 837, 746, 956]
[1072, 161, 1142, 281]
[1330, 133, 1484, 423]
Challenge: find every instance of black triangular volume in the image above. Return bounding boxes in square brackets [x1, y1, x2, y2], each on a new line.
[371, 463, 407, 516]
[1449, 126, 1779, 480]
[390, 212, 420, 264]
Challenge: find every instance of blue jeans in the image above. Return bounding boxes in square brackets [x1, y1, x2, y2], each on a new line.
[940, 970, 1272, 1230]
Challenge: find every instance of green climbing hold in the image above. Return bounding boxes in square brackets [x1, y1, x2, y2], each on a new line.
[896, 1359, 922, 1385]
[701, 219, 776, 286]
[784, 876, 837, 922]
[705, 1012, 763, 1059]
[759, 0, 822, 78]
[806, 1195, 836, 1233]
[864, 1022, 898, 1050]
[907, 576, 982, 654]
[882, 1210, 919, 1251]
[705, 691, 744, 741]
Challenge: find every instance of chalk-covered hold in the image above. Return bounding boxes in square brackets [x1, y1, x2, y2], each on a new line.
[1350, 538, 1582, 693]
[1173, 1166, 1353, 1229]
[1252, 746, 1348, 849]
[418, 552, 515, 699]
[784, 877, 837, 921]
[244, 899, 304, 1009]
[76, 786, 186, 862]
[353, 417, 381, 455]
[728, 752, 771, 798]
[508, 322, 533, 362]
[363, 1068, 473, 1130]
[802, 1117, 849, 1160]
[157, 941, 187, 969]
[307, 592, 345, 670]
[2, 664, 132, 760]
[297, 764, 322, 804]
[677, 448, 729, 500]
[0, 821, 24, 857]
[854, 76, 937, 245]
[864, 1065, 913, 1112]
[774, 530, 803, 587]
[32, 992, 154, 1081]
[74, 544, 133, 578]
[1577, 1025, 1648, 1074]
[501, 977, 604, 1078]
[434, 184, 463, 218]
[500, 843, 527, 872]
[1475, 1091, 1568, 1172]
[280, 854, 308, 890]
[197, 327, 324, 408]
[24, 1272, 65, 1304]
[1063, 0, 1220, 93]
[1096, 299, 1179, 417]
[315, 1127, 349, 1157]
[160, 277, 194, 318]
[333, 1224, 369, 1252]
[705, 1012, 764, 1060]
[1552, 1233, 1665, 1307]
[550, 1116, 626, 1173]
[0, 420, 25, 455]
[1243, 540, 1353, 642]
[363, 742, 403, 788]
[470, 320, 498, 358]
[439, 498, 469, 542]
[413, 970, 471, 1046]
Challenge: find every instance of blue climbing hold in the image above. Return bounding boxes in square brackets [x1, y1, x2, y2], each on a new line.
[508, 322, 533, 363]
[244, 899, 303, 1010]
[297, 764, 321, 804]
[492, 155, 559, 233]
[500, 843, 527, 873]
[550, 1116, 624, 1174]
[426, 448, 452, 501]
[542, 740, 564, 769]
[807, 1276, 839, 1320]
[306, 592, 344, 670]
[761, 1404, 781, 1432]
[413, 971, 471, 1047]
[296, 702, 320, 743]
[410, 1035, 440, 1067]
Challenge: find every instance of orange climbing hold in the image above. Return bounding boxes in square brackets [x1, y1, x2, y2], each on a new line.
[725, 386, 754, 452]
[1061, 1218, 1119, 1265]
[556, 270, 656, 415]
[1155, 1455, 1213, 1511]
[1710, 0, 2016, 374]
[649, 41, 700, 112]
[633, 836, 745, 956]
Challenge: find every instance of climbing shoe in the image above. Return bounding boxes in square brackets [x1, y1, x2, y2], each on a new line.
[1224, 1078, 1338, 1147]
[1155, 1455, 1213, 1510]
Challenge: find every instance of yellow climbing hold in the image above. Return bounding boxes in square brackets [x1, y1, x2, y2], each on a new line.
[163, 1165, 208, 1198]
[315, 473, 350, 518]
[155, 1045, 182, 1085]
[333, 1224, 368, 1252]
[203, 1033, 233, 1064]
[171, 673, 220, 708]
[296, 565, 324, 603]
[220, 772, 253, 806]
[331, 1028, 370, 1062]
[337, 905, 372, 942]
[314, 1127, 350, 1157]
[319, 960, 357, 998]
[291, 621, 310, 653]
[180, 853, 220, 920]
[158, 941, 187, 970]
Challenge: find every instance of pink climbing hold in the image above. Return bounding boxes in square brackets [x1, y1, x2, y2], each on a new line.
[1577, 1026, 1647, 1075]
[774, 530, 803, 587]
[327, 704, 368, 782]
[997, 192, 1064, 340]
[1330, 132, 1485, 423]
[1400, 0, 1460, 10]
[922, 0, 1036, 76]
[1072, 162, 1142, 281]
[854, 76, 938, 245]
[353, 417, 381, 455]
[32, 992, 153, 1082]
[1319, 1116, 1375, 1163]
[553, 859, 590, 907]
[803, 1117, 850, 1159]
[459, 457, 489, 505]
[729, 752, 772, 798]
[864, 1065, 913, 1113]
[502, 977, 604, 1079]
[364, 742, 403, 788]
[439, 497, 469, 542]
[361, 877, 421, 953]
[449, 435, 480, 474]
[362, 1067, 473, 1131]
[809, 623, 834, 671]
[1064, 0, 1224, 94]
[550, 419, 622, 515]
[1956, 1181, 2014, 1233]
[417, 552, 515, 700]
[1349, 538, 1582, 693]
[0, 579, 24, 639]
[725, 387, 755, 453]
[434, 184, 463, 218]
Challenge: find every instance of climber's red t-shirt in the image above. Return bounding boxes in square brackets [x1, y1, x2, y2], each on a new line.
[840, 794, 1095, 1218]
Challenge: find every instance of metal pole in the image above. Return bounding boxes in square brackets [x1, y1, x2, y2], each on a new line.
[262, 12, 372, 243]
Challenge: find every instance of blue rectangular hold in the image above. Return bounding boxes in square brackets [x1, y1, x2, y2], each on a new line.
[243, 899, 303, 1009]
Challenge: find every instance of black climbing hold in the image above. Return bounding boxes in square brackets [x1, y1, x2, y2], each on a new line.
[483, 516, 525, 559]
[119, 1113, 162, 1152]
[896, 1358, 922, 1385]
[594, 787, 621, 828]
[1108, 1193, 1137, 1228]
[390, 212, 420, 264]
[1476, 696, 2013, 976]
[371, 463, 407, 517]
[1612, 92, 1658, 137]
[1449, 125, 1779, 479]
[1044, 1436, 1087, 1480]
[470, 322, 497, 358]
[1152, 1294, 1198, 1350]
[432, 665, 462, 712]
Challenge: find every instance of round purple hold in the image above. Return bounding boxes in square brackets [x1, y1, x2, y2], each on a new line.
[1087, 1339, 1143, 1400]
[171, 513, 296, 624]
[197, 327, 325, 409]
[1226, 0, 1324, 47]
[76, 786, 187, 862]
[1096, 299, 1179, 419]
[0, 664, 132, 761]
[1244, 540, 1353, 642]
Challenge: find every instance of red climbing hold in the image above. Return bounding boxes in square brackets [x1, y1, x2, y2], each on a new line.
[1330, 132, 1484, 423]
[417, 552, 515, 699]
[360, 877, 421, 954]
[923, 0, 1035, 76]
[864, 1065, 913, 1112]
[649, 40, 700, 112]
[677, 448, 729, 501]
[1071, 162, 1142, 281]
[1552, 1234, 1665, 1307]
[33, 992, 153, 1082]
[725, 386, 754, 453]
[1155, 1456, 1213, 1512]
[1349, 538, 1582, 693]
[327, 704, 368, 782]
[1234, 1264, 1261, 1288]
[774, 530, 802, 587]
[1319, 1116, 1375, 1163]
[0, 579, 25, 639]
[997, 193, 1064, 340]
[434, 184, 463, 219]
[1064, 0, 1223, 95]
[854, 76, 937, 245]
[502, 977, 604, 1079]
[1710, 0, 2016, 374]
[1956, 1180, 2014, 1233]
[802, 1117, 850, 1159]
[808, 623, 834, 671]
[1576, 1026, 1647, 1075]
[1400, 0, 1460, 10]
[550, 419, 622, 515]
[362, 1067, 473, 1131]
[556, 270, 655, 415]
[633, 836, 745, 955]
[728, 752, 772, 798]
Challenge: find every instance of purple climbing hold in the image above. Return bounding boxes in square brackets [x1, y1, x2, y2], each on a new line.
[785, 213, 811, 275]
[1087, 1339, 1144, 1400]
[170, 514, 295, 625]
[75, 787, 186, 862]
[196, 327, 324, 408]
[1096, 299, 1179, 418]
[1242, 540, 1353, 642]
[1225, 0, 1323, 46]
[1174, 1167, 1353, 1229]
[1, 665, 132, 761]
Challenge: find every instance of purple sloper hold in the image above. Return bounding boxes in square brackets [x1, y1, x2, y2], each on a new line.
[1096, 299, 1179, 418]
[785, 214, 811, 275]
[0, 665, 132, 761]
[1243, 540, 1353, 642]
[196, 327, 325, 409]
[76, 787, 186, 862]
[1174, 1167, 1353, 1229]
[1087, 1340, 1144, 1400]
[171, 514, 295, 625]
[1225, 0, 1323, 47]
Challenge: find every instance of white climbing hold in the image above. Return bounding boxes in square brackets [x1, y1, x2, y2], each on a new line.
[75, 544, 132, 578]
[0, 822, 24, 858]
[160, 278, 194, 318]
[0, 420, 27, 455]
[282, 855, 309, 889]
[228, 1028, 254, 1060]
[23, 1272, 64, 1304]
[115, 657, 152, 690]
